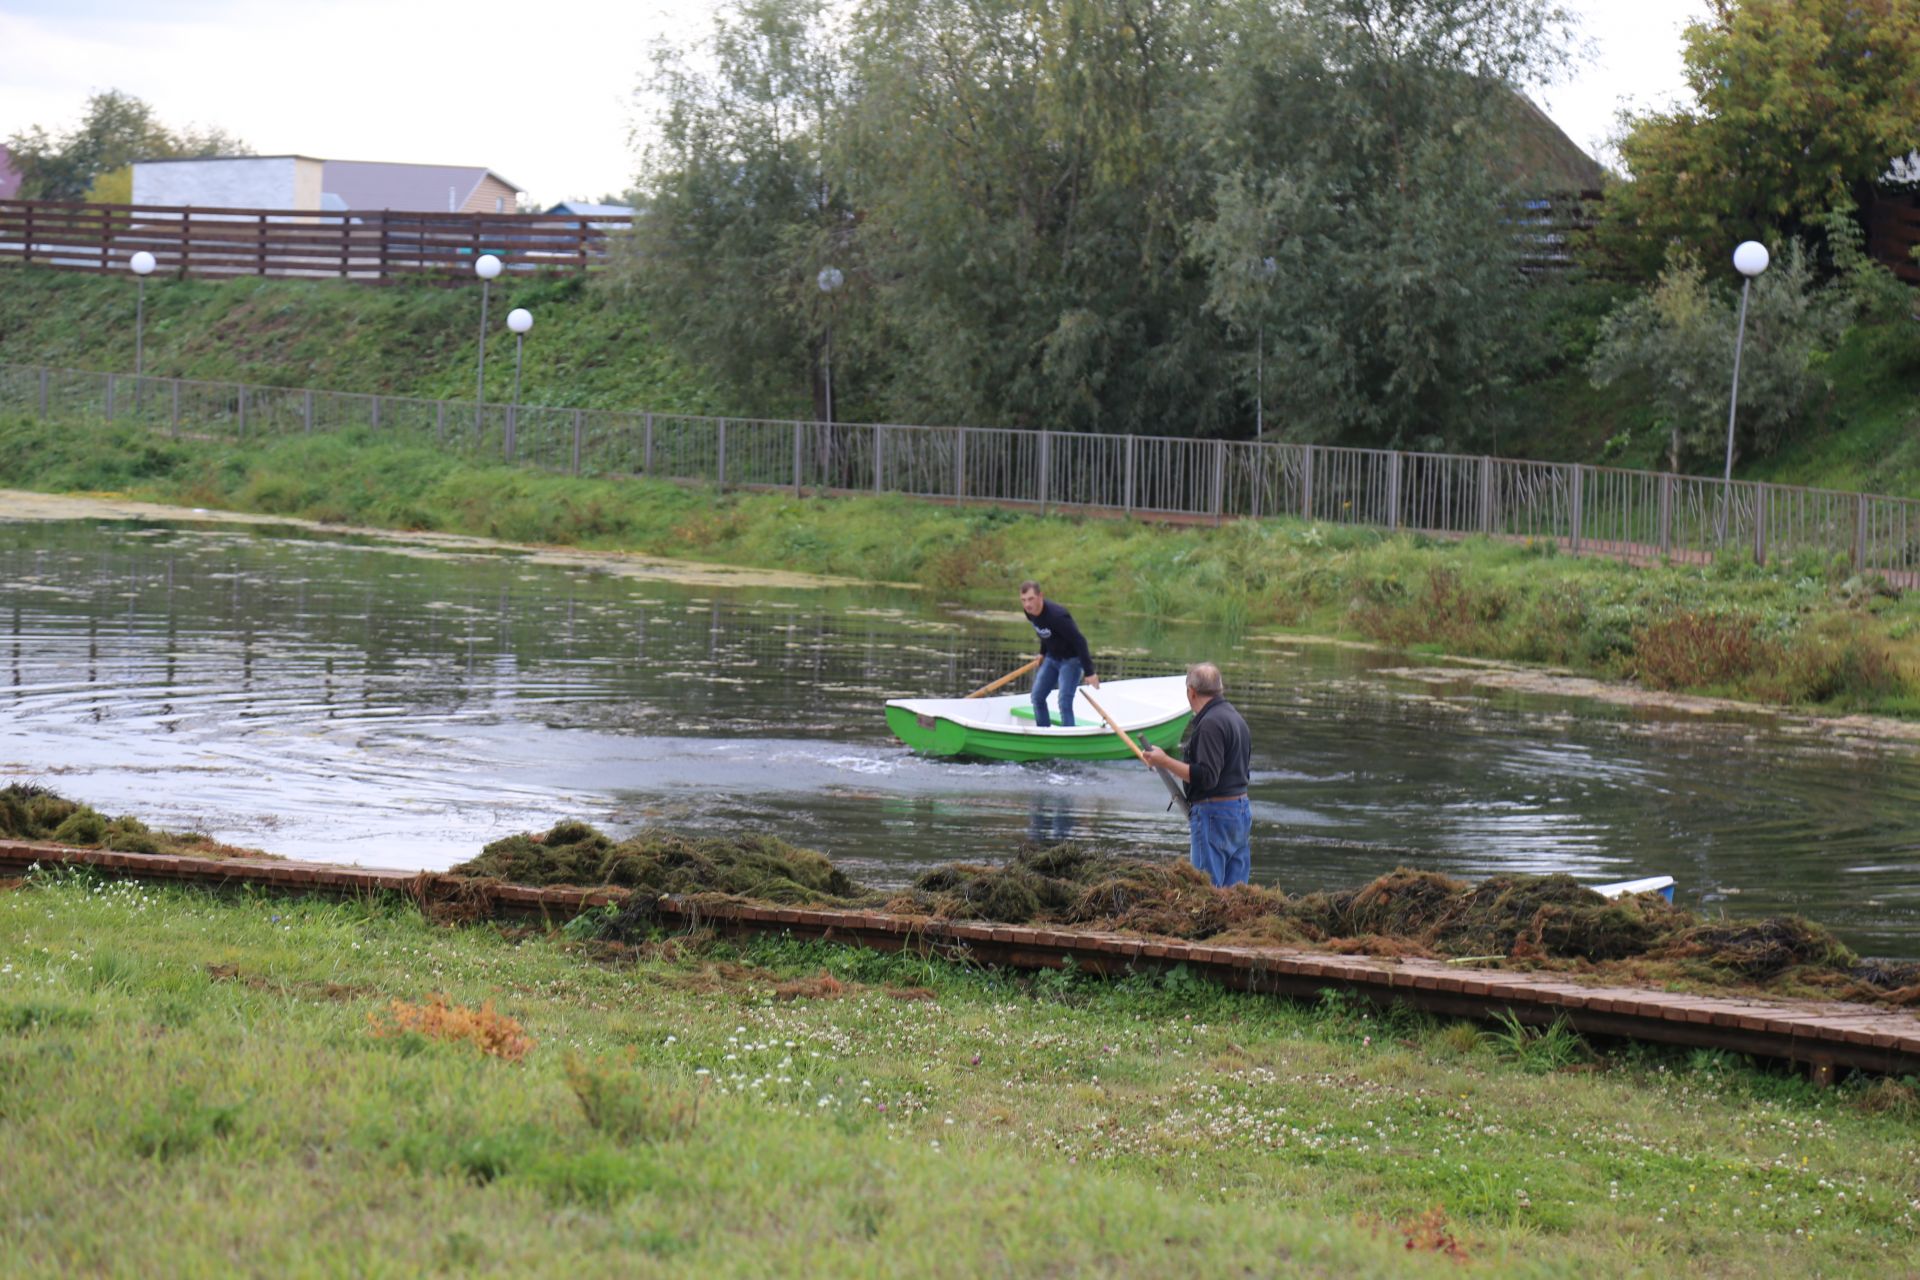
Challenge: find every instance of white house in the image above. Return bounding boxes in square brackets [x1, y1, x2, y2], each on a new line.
[131, 156, 523, 214]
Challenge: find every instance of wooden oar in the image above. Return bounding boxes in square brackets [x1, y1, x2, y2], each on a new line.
[1078, 686, 1190, 817]
[964, 657, 1040, 699]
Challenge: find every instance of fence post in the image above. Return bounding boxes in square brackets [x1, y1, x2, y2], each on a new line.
[955, 428, 967, 500]
[303, 389, 314, 434]
[716, 419, 727, 489]
[1750, 486, 1767, 566]
[104, 374, 115, 422]
[643, 413, 654, 475]
[1477, 456, 1493, 534]
[873, 424, 885, 493]
[38, 367, 48, 418]
[1568, 463, 1583, 554]
[1853, 494, 1868, 570]
[1039, 431, 1051, 513]
[1658, 473, 1673, 556]
[1386, 452, 1402, 529]
[1212, 440, 1227, 522]
[504, 403, 516, 462]
[1124, 435, 1136, 516]
[793, 420, 804, 495]
[435, 400, 446, 445]
[370, 393, 381, 431]
[572, 410, 584, 477]
[237, 385, 247, 438]
[1250, 443, 1263, 520]
[1301, 444, 1315, 520]
[169, 379, 179, 437]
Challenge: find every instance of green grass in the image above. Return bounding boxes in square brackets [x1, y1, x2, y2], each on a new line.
[6, 411, 1920, 717]
[1, 869, 1915, 1275]
[0, 265, 730, 414]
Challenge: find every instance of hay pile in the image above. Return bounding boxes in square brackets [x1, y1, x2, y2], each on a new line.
[0, 784, 266, 859]
[461, 822, 1917, 1000]
[452, 821, 867, 906]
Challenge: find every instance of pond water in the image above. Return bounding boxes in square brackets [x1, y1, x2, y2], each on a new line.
[3, 515, 1917, 957]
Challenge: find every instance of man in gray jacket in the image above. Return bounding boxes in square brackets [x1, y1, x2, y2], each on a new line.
[1142, 663, 1252, 887]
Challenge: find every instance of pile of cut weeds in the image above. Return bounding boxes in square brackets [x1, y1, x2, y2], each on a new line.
[0, 784, 269, 860]
[468, 822, 1919, 1003]
[452, 820, 866, 906]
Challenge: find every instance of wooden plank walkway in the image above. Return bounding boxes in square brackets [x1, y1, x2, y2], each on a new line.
[6, 840, 1917, 1081]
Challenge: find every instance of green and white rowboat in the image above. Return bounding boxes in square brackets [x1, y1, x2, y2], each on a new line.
[885, 674, 1192, 762]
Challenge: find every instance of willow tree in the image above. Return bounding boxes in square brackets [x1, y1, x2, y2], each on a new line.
[621, 0, 1576, 446]
[1190, 0, 1575, 449]
[616, 0, 853, 419]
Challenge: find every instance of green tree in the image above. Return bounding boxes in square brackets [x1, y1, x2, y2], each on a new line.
[1190, 0, 1575, 449]
[621, 0, 1578, 446]
[1597, 0, 1920, 274]
[6, 90, 252, 202]
[1587, 242, 1852, 470]
[614, 0, 848, 419]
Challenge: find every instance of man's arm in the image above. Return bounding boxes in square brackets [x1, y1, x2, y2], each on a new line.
[1061, 608, 1098, 684]
[1141, 745, 1189, 781]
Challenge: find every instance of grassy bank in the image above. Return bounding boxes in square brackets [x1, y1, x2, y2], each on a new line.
[2, 867, 1916, 1276]
[0, 266, 727, 415]
[6, 414, 1918, 718]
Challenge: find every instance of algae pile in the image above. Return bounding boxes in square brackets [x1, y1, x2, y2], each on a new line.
[0, 784, 270, 860]
[454, 820, 1920, 1002]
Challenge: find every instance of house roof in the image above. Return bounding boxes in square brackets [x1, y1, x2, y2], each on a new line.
[546, 201, 633, 217]
[321, 159, 524, 211]
[131, 154, 325, 165]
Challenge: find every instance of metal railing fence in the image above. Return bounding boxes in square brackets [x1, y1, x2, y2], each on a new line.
[3, 361, 1917, 581]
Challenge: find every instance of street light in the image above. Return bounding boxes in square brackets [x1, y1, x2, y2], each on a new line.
[506, 307, 532, 459]
[817, 266, 844, 423]
[1252, 255, 1276, 438]
[1722, 240, 1770, 484]
[130, 250, 156, 379]
[474, 253, 502, 433]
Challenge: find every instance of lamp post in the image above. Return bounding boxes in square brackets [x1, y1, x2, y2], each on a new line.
[506, 307, 532, 460]
[474, 253, 502, 433]
[1253, 255, 1276, 438]
[1722, 240, 1770, 484]
[130, 250, 156, 380]
[817, 266, 844, 423]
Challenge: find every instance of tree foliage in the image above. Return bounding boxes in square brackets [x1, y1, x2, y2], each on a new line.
[1597, 0, 1920, 273]
[1587, 243, 1852, 470]
[6, 90, 252, 203]
[618, 0, 1577, 445]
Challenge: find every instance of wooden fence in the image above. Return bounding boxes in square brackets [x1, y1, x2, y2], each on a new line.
[5, 360, 1918, 583]
[0, 200, 632, 281]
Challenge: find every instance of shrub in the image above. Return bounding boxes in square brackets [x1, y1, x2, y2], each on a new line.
[1629, 610, 1775, 691]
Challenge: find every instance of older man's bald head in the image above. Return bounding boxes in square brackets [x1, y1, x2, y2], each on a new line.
[1186, 663, 1224, 698]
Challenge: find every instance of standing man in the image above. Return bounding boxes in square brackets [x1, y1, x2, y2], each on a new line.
[1142, 663, 1252, 887]
[1018, 580, 1099, 728]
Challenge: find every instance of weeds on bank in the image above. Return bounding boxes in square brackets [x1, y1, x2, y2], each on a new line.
[6, 411, 1918, 716]
[368, 993, 535, 1062]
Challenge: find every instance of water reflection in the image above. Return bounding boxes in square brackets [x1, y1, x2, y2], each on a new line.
[2, 516, 1917, 957]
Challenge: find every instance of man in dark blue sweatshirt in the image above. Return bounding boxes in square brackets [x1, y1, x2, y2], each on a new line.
[1018, 580, 1099, 727]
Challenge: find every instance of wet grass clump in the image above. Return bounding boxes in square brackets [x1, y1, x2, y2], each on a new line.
[0, 784, 267, 860]
[457, 821, 1901, 1000]
[452, 820, 866, 906]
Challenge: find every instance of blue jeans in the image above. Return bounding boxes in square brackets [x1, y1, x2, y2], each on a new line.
[1188, 795, 1251, 887]
[1030, 656, 1082, 727]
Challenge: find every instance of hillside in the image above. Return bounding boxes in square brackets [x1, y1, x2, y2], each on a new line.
[2, 264, 1918, 496]
[0, 266, 730, 415]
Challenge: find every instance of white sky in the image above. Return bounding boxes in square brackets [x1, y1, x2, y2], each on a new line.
[1, 0, 1704, 209]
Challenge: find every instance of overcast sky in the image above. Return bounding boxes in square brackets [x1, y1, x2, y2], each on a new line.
[1, 0, 1704, 209]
